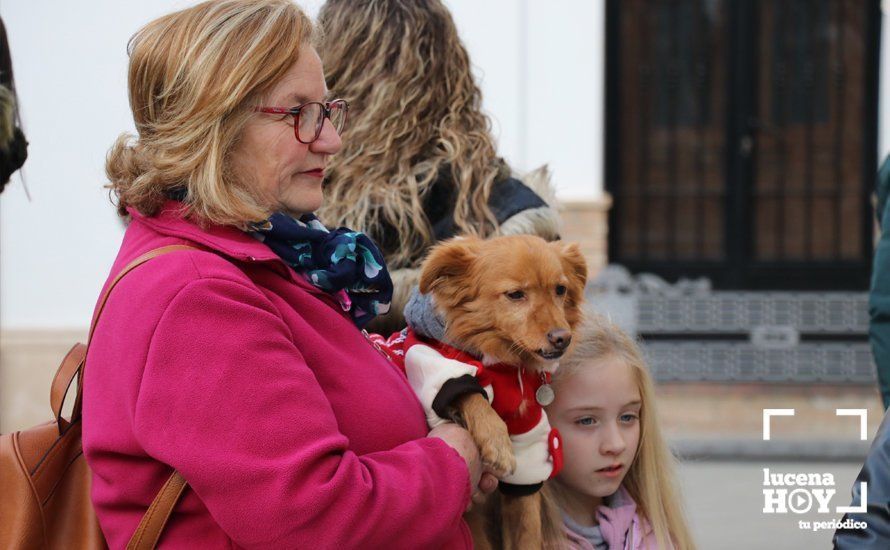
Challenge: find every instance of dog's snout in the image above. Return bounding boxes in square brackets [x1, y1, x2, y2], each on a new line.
[547, 329, 571, 350]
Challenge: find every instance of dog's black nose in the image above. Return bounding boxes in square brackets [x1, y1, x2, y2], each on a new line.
[547, 329, 571, 350]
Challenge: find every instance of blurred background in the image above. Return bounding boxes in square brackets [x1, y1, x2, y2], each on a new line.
[1, 1, 887, 547]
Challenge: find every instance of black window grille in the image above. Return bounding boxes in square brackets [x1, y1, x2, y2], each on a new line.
[606, 0, 879, 290]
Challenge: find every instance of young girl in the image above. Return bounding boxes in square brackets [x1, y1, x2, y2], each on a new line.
[541, 316, 696, 549]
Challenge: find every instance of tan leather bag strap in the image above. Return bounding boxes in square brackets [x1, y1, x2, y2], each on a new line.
[81, 244, 197, 549]
[126, 471, 189, 550]
[48, 245, 199, 431]
[50, 343, 87, 429]
[87, 245, 198, 344]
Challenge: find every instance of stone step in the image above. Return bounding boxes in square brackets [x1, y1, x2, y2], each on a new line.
[657, 382, 885, 460]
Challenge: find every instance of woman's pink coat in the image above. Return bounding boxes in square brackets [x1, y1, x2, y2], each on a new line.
[83, 202, 472, 549]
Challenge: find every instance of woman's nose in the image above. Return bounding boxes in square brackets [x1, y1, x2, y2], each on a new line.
[310, 117, 342, 154]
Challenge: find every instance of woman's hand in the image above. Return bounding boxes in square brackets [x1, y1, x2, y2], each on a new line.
[474, 469, 499, 506]
[429, 423, 481, 486]
[428, 423, 498, 508]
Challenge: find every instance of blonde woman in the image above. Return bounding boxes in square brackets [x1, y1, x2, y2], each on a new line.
[317, 0, 560, 334]
[540, 316, 696, 549]
[83, 1, 496, 546]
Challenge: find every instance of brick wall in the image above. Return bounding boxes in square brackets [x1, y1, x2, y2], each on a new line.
[558, 195, 612, 278]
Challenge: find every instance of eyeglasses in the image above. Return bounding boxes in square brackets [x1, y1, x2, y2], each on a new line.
[255, 99, 349, 144]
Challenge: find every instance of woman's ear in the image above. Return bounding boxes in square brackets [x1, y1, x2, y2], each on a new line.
[418, 237, 481, 296]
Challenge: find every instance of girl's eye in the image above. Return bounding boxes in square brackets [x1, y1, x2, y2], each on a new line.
[556, 285, 567, 296]
[576, 417, 596, 427]
[506, 290, 526, 301]
[620, 413, 639, 423]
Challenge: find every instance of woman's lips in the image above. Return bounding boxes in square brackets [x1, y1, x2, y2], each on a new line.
[300, 168, 325, 178]
[596, 464, 624, 478]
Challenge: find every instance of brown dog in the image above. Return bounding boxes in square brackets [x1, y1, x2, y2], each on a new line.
[413, 234, 587, 549]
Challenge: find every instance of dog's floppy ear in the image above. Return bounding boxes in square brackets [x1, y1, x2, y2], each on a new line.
[554, 241, 588, 294]
[419, 237, 481, 295]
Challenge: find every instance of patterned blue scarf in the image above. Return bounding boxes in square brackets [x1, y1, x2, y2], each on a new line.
[249, 212, 392, 329]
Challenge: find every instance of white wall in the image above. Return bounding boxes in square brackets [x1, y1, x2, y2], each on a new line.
[525, 0, 604, 201]
[445, 0, 604, 200]
[0, 0, 194, 330]
[0, 0, 606, 329]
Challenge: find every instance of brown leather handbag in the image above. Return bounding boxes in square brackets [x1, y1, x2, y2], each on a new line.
[0, 246, 196, 549]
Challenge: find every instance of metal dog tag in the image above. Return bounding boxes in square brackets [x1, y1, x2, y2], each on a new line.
[535, 384, 555, 406]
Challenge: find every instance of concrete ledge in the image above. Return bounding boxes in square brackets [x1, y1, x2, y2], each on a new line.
[3, 328, 884, 469]
[671, 438, 872, 462]
[657, 382, 884, 438]
[1, 328, 88, 433]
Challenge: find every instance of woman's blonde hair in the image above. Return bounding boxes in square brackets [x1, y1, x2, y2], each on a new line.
[316, 0, 505, 268]
[541, 315, 696, 550]
[106, 0, 314, 226]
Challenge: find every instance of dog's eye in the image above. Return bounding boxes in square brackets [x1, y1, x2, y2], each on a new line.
[556, 285, 567, 296]
[506, 290, 526, 301]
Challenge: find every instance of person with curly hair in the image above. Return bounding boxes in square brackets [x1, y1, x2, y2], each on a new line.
[317, 0, 561, 334]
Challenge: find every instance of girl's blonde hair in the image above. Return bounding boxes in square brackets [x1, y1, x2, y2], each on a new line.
[315, 0, 505, 268]
[106, 0, 314, 226]
[542, 315, 696, 550]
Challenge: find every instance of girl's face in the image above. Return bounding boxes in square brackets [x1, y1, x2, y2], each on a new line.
[547, 355, 642, 507]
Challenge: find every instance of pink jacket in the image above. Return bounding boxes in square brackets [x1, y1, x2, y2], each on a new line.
[563, 487, 668, 550]
[82, 202, 472, 549]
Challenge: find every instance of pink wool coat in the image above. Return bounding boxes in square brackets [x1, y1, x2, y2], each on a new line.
[82, 202, 473, 549]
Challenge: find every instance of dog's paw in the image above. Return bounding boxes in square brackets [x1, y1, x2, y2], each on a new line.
[456, 392, 517, 476]
[477, 424, 516, 476]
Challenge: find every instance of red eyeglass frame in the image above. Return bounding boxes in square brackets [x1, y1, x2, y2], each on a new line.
[255, 99, 349, 144]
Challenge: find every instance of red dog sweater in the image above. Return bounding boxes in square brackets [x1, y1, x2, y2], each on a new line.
[371, 329, 564, 493]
